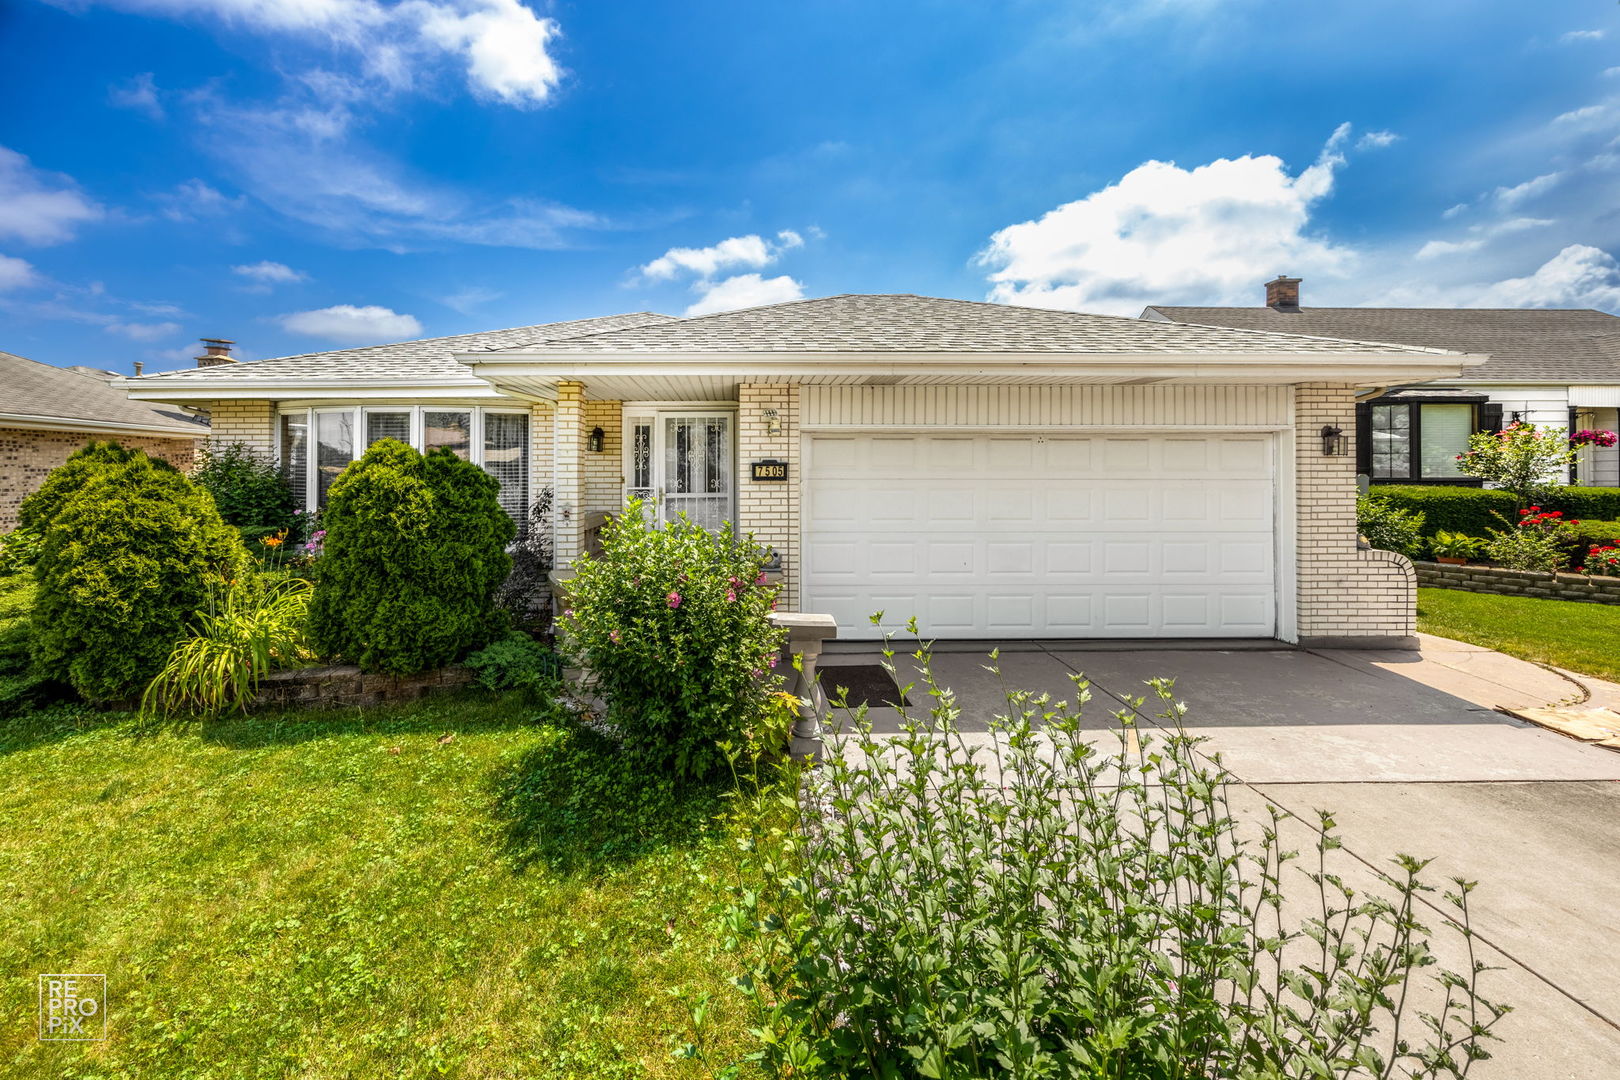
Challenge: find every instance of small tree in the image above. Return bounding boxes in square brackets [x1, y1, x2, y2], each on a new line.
[309, 439, 514, 674]
[559, 503, 784, 778]
[193, 441, 297, 540]
[1455, 422, 1575, 508]
[30, 449, 247, 702]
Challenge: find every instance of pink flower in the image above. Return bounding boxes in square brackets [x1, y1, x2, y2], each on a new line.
[667, 591, 682, 609]
[725, 589, 736, 602]
[755, 572, 767, 585]
[564, 608, 575, 618]
[609, 629, 621, 644]
[766, 654, 778, 668]
[750, 668, 764, 677]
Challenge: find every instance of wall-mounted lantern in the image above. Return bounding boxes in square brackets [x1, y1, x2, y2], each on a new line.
[762, 408, 783, 437]
[1319, 424, 1350, 457]
[587, 426, 605, 453]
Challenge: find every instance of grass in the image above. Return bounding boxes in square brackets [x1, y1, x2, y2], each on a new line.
[0, 691, 767, 1079]
[1417, 586, 1620, 683]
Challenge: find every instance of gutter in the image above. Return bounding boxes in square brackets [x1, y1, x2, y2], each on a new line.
[0, 412, 210, 439]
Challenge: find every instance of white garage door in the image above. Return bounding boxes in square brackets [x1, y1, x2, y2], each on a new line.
[802, 432, 1277, 640]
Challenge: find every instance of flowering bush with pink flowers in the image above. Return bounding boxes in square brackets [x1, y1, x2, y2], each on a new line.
[1484, 506, 1582, 573]
[559, 500, 784, 777]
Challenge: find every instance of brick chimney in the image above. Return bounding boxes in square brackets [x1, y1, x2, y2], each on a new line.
[1265, 275, 1301, 310]
[195, 338, 237, 367]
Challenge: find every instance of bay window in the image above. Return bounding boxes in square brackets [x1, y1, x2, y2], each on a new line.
[279, 405, 529, 521]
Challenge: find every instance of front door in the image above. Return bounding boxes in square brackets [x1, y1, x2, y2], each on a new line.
[624, 411, 735, 530]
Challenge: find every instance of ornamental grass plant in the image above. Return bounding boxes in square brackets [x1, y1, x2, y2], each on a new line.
[722, 630, 1509, 1079]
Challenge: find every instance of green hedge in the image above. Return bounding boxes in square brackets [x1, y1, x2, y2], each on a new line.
[1371, 485, 1620, 538]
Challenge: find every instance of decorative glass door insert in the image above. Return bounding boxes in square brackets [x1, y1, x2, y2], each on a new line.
[623, 411, 734, 530]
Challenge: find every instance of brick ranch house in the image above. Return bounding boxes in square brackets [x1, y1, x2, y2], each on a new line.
[2, 348, 209, 531]
[121, 294, 1485, 648]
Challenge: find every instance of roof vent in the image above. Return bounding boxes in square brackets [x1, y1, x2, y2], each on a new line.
[196, 338, 237, 367]
[1265, 275, 1301, 311]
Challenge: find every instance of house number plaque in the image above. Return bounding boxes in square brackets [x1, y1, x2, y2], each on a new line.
[750, 459, 789, 481]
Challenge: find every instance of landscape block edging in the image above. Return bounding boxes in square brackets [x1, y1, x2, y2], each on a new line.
[1413, 560, 1620, 606]
[252, 664, 476, 710]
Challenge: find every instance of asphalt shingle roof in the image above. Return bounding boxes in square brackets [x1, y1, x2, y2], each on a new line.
[1145, 305, 1620, 382]
[482, 294, 1459, 356]
[2, 350, 209, 435]
[132, 312, 677, 383]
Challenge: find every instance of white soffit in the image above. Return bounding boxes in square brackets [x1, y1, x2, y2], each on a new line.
[1570, 385, 1620, 408]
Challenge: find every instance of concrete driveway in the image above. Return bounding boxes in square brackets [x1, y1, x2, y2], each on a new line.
[819, 635, 1620, 1077]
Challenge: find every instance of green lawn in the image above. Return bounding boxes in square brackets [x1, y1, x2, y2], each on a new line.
[1417, 587, 1620, 683]
[0, 694, 763, 1079]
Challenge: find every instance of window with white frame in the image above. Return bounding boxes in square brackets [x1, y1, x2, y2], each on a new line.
[278, 405, 529, 521]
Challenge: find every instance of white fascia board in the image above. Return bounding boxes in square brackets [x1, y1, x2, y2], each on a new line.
[0, 412, 209, 438]
[119, 378, 524, 403]
[459, 350, 1489, 384]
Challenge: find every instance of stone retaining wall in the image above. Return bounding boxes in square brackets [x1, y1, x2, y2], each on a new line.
[1414, 560, 1620, 606]
[253, 664, 476, 710]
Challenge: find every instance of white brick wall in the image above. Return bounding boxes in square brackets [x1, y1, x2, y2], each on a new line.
[205, 400, 275, 459]
[582, 399, 623, 517]
[737, 383, 801, 610]
[553, 382, 586, 566]
[1295, 383, 1416, 642]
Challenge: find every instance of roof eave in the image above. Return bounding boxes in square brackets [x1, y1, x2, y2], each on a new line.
[119, 376, 524, 403]
[0, 412, 209, 439]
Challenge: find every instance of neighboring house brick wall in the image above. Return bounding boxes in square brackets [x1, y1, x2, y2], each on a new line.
[206, 400, 275, 459]
[738, 382, 801, 610]
[0, 426, 199, 531]
[1295, 383, 1417, 645]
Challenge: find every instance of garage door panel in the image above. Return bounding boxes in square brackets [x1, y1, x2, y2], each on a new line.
[805, 432, 1276, 639]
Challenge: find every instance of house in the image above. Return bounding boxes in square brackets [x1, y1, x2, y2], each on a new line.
[1143, 277, 1620, 488]
[1, 348, 210, 531]
[121, 294, 1483, 646]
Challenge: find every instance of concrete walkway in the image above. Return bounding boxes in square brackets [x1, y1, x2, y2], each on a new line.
[818, 635, 1620, 1077]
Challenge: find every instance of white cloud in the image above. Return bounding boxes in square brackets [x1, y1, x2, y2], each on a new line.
[1356, 130, 1400, 150]
[1475, 244, 1620, 308]
[82, 0, 563, 106]
[104, 320, 182, 341]
[156, 178, 247, 222]
[0, 254, 37, 291]
[441, 285, 503, 313]
[684, 274, 805, 317]
[641, 230, 803, 281]
[1560, 29, 1605, 44]
[279, 303, 424, 342]
[1494, 172, 1562, 208]
[978, 128, 1356, 315]
[0, 146, 104, 246]
[232, 260, 308, 284]
[1416, 216, 1553, 259]
[1441, 202, 1469, 219]
[109, 72, 164, 119]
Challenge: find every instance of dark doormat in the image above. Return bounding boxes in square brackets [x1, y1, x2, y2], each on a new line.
[819, 664, 911, 708]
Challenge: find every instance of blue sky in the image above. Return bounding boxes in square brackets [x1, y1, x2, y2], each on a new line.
[2, 0, 1618, 372]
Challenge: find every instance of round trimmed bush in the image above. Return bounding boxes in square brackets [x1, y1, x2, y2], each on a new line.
[308, 439, 514, 674]
[30, 448, 248, 703]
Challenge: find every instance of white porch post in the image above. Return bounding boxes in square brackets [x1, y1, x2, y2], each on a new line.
[553, 380, 587, 567]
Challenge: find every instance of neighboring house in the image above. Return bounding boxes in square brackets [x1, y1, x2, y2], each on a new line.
[1, 348, 209, 531]
[122, 294, 1481, 647]
[1144, 277, 1620, 488]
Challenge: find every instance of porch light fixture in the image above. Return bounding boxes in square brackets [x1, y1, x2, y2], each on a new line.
[1319, 424, 1349, 457]
[762, 408, 782, 437]
[587, 426, 605, 453]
